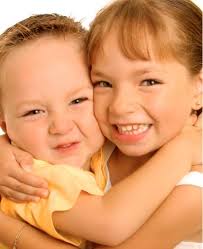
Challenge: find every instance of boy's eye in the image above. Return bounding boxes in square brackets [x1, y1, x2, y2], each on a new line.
[70, 97, 88, 105]
[93, 81, 112, 88]
[141, 79, 161, 86]
[23, 109, 44, 116]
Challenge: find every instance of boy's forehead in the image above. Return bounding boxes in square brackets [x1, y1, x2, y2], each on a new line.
[3, 35, 83, 61]
[2, 35, 85, 68]
[1, 37, 91, 88]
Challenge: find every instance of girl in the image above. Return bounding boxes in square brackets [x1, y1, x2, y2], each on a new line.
[87, 0, 203, 248]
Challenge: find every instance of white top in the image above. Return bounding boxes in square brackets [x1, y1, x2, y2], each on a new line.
[103, 143, 203, 249]
[174, 241, 203, 249]
[174, 171, 203, 249]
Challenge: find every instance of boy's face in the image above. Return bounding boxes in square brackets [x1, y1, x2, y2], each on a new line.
[91, 32, 200, 157]
[0, 37, 104, 167]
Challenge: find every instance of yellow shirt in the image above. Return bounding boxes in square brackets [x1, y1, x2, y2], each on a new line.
[1, 149, 106, 249]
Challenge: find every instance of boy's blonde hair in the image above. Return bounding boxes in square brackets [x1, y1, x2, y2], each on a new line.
[87, 0, 202, 75]
[0, 13, 87, 113]
[0, 13, 87, 65]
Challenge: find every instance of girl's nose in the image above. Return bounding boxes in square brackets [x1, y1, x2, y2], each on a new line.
[109, 90, 140, 117]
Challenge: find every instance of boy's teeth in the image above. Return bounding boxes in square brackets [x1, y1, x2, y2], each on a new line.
[117, 124, 149, 135]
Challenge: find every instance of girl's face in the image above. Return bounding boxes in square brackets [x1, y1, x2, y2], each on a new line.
[91, 32, 201, 157]
[1, 37, 104, 167]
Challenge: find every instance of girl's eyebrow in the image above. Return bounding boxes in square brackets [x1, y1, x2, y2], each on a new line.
[91, 69, 116, 82]
[91, 66, 161, 78]
[91, 69, 107, 78]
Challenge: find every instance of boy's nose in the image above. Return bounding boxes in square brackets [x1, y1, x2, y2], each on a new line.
[48, 114, 74, 135]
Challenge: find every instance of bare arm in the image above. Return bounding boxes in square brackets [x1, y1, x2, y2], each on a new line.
[0, 122, 201, 245]
[53, 132, 198, 245]
[0, 210, 77, 249]
[93, 184, 202, 249]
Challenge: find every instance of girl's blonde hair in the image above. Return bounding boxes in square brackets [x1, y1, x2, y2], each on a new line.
[87, 0, 202, 75]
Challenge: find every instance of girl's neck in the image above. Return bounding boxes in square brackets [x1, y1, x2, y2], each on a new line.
[108, 147, 153, 185]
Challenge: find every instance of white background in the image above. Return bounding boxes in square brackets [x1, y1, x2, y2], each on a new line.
[0, 0, 202, 135]
[0, 0, 202, 33]
[0, 0, 111, 33]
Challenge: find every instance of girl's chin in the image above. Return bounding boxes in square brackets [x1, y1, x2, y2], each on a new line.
[116, 142, 159, 158]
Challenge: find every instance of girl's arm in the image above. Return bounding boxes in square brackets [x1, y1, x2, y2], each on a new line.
[92, 183, 202, 249]
[52, 128, 200, 245]
[0, 210, 77, 249]
[0, 127, 201, 245]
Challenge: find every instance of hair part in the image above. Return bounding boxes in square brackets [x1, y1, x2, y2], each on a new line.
[87, 0, 202, 75]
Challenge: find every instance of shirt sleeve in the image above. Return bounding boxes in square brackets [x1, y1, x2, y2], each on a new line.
[1, 160, 104, 247]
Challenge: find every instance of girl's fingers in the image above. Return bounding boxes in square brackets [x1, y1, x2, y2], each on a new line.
[10, 166, 48, 189]
[12, 146, 34, 171]
[2, 176, 49, 198]
[11, 147, 49, 190]
[0, 186, 41, 202]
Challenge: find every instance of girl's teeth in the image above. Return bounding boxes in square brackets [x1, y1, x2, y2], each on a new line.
[117, 124, 149, 135]
[126, 125, 132, 131]
[133, 124, 139, 130]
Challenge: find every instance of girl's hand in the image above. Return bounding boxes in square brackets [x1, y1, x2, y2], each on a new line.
[0, 135, 48, 202]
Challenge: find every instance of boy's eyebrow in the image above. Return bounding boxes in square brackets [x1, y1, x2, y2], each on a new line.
[68, 85, 93, 96]
[16, 100, 44, 109]
[16, 86, 93, 109]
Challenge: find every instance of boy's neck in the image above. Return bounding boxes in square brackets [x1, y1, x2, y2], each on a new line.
[83, 159, 91, 171]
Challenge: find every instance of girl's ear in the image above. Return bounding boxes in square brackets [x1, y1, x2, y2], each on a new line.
[191, 69, 202, 111]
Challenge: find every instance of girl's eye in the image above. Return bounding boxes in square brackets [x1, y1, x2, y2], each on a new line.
[70, 97, 88, 105]
[141, 79, 161, 86]
[93, 81, 112, 88]
[23, 109, 44, 116]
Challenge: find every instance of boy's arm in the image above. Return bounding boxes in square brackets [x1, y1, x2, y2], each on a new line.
[53, 134, 196, 245]
[92, 184, 202, 249]
[0, 210, 77, 249]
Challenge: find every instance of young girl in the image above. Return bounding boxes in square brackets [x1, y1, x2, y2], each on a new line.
[0, 12, 200, 249]
[87, 0, 203, 248]
[0, 0, 202, 248]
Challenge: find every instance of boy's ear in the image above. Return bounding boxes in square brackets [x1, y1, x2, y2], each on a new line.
[191, 69, 202, 111]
